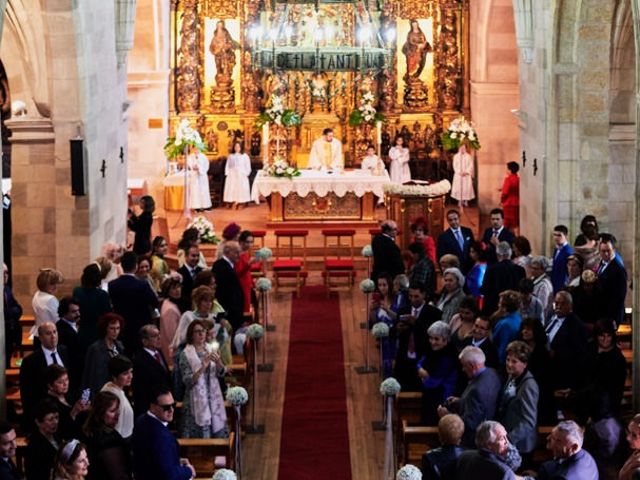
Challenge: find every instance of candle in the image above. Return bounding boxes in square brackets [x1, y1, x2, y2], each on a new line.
[376, 120, 382, 156]
[262, 122, 269, 166]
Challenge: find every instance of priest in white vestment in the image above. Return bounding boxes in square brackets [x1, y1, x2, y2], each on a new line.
[307, 128, 344, 170]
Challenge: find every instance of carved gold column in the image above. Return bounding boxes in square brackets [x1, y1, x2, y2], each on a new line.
[437, 3, 463, 111]
[242, 0, 261, 113]
[176, 0, 201, 113]
[379, 0, 397, 113]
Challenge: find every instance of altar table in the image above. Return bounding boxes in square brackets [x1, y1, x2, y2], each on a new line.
[163, 172, 192, 211]
[251, 169, 390, 222]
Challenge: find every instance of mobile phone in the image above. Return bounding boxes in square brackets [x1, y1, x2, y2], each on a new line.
[81, 388, 91, 403]
[372, 292, 382, 302]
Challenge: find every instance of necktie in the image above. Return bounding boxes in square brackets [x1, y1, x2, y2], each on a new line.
[51, 351, 59, 365]
[191, 268, 197, 280]
[407, 333, 416, 356]
[154, 351, 165, 369]
[598, 262, 607, 275]
[454, 229, 464, 250]
[493, 229, 499, 237]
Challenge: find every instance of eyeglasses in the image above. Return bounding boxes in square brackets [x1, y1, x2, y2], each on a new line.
[157, 402, 176, 412]
[192, 328, 206, 334]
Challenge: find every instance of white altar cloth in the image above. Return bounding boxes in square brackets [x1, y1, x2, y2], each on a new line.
[251, 169, 390, 203]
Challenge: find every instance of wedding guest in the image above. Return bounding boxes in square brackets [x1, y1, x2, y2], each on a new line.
[574, 214, 599, 246]
[223, 141, 251, 209]
[421, 414, 466, 480]
[517, 278, 544, 324]
[186, 145, 211, 212]
[26, 399, 61, 480]
[491, 290, 522, 365]
[435, 268, 466, 325]
[149, 236, 170, 293]
[93, 257, 113, 292]
[536, 421, 598, 479]
[372, 220, 405, 283]
[32, 268, 64, 336]
[82, 314, 125, 398]
[573, 222, 600, 271]
[391, 274, 410, 313]
[132, 325, 171, 417]
[464, 241, 487, 301]
[570, 270, 600, 331]
[550, 225, 573, 293]
[369, 274, 398, 378]
[461, 316, 499, 370]
[101, 243, 124, 285]
[0, 422, 20, 480]
[448, 296, 478, 352]
[236, 230, 259, 317]
[82, 391, 133, 480]
[481, 209, 515, 264]
[595, 233, 628, 327]
[45, 365, 89, 441]
[212, 241, 245, 331]
[177, 320, 228, 438]
[410, 217, 437, 263]
[3, 263, 22, 364]
[56, 297, 84, 393]
[565, 254, 583, 288]
[159, 277, 184, 366]
[408, 242, 436, 300]
[127, 195, 155, 256]
[100, 356, 134, 440]
[52, 439, 90, 480]
[74, 264, 113, 351]
[389, 136, 411, 184]
[193, 271, 234, 363]
[530, 256, 554, 318]
[176, 228, 207, 269]
[437, 210, 474, 273]
[512, 236, 533, 276]
[619, 414, 640, 480]
[500, 162, 520, 231]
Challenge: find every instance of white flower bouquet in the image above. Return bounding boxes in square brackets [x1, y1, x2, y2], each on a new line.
[441, 116, 481, 151]
[255, 247, 273, 260]
[212, 469, 237, 480]
[255, 277, 272, 292]
[225, 386, 249, 407]
[396, 464, 422, 480]
[361, 245, 373, 258]
[359, 279, 376, 294]
[349, 90, 385, 127]
[246, 323, 265, 340]
[264, 156, 301, 179]
[255, 94, 302, 129]
[380, 377, 401, 396]
[372, 322, 390, 339]
[186, 216, 219, 244]
[164, 119, 206, 159]
[384, 180, 451, 197]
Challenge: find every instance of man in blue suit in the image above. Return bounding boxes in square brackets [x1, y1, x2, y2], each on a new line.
[481, 208, 515, 264]
[132, 387, 195, 480]
[109, 251, 158, 353]
[550, 225, 573, 292]
[436, 209, 475, 272]
[537, 421, 598, 479]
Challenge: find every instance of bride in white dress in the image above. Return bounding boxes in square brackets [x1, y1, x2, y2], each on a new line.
[187, 146, 212, 211]
[223, 141, 252, 208]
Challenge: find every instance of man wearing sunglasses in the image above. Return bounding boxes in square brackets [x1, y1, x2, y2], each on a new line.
[132, 387, 195, 480]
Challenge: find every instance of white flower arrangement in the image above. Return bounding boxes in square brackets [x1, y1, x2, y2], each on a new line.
[384, 180, 451, 197]
[359, 279, 376, 294]
[441, 116, 481, 151]
[264, 156, 301, 179]
[164, 119, 206, 159]
[256, 94, 302, 129]
[372, 322, 390, 339]
[361, 245, 373, 257]
[255, 247, 273, 260]
[255, 277, 273, 292]
[396, 464, 422, 480]
[349, 90, 385, 127]
[225, 386, 249, 407]
[212, 469, 237, 480]
[186, 216, 219, 244]
[246, 323, 265, 340]
[380, 377, 401, 396]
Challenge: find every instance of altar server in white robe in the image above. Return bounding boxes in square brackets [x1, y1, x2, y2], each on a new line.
[308, 128, 344, 170]
[361, 145, 386, 174]
[388, 135, 411, 184]
[450, 144, 475, 207]
[223, 141, 252, 208]
[187, 146, 212, 211]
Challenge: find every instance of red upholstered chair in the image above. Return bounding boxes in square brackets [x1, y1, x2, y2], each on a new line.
[273, 229, 309, 297]
[250, 230, 268, 278]
[322, 229, 356, 296]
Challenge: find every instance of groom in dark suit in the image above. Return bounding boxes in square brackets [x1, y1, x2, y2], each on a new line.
[212, 241, 244, 331]
[371, 220, 405, 282]
[481, 208, 515, 264]
[436, 209, 474, 272]
[132, 387, 195, 480]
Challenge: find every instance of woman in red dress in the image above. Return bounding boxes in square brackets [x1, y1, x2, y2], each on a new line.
[410, 217, 436, 263]
[235, 230, 260, 316]
[501, 162, 520, 231]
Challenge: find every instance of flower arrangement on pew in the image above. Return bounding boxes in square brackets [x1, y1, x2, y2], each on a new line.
[255, 247, 273, 261]
[396, 464, 422, 480]
[186, 216, 219, 244]
[441, 116, 481, 152]
[361, 245, 373, 257]
[359, 279, 376, 294]
[372, 322, 390, 339]
[212, 468, 237, 480]
[264, 156, 301, 179]
[256, 277, 272, 292]
[164, 118, 206, 159]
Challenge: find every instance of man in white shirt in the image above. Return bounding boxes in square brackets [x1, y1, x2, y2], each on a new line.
[308, 128, 343, 170]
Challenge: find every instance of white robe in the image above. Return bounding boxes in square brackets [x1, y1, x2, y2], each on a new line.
[187, 153, 212, 209]
[451, 149, 475, 201]
[307, 137, 343, 170]
[388, 146, 411, 184]
[361, 154, 385, 173]
[223, 153, 251, 203]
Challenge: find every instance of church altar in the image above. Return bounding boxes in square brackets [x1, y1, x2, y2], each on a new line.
[162, 171, 194, 211]
[251, 169, 390, 222]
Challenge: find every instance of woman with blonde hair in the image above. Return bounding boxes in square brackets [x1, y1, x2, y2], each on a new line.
[31, 268, 64, 336]
[52, 439, 90, 480]
[619, 414, 640, 480]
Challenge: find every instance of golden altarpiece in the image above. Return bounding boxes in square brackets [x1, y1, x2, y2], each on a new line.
[168, 0, 470, 218]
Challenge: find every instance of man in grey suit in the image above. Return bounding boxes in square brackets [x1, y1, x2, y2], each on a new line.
[537, 421, 598, 480]
[438, 346, 501, 447]
[456, 421, 517, 480]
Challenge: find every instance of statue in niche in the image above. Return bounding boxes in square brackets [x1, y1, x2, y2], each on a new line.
[209, 20, 240, 88]
[381, 126, 391, 157]
[250, 131, 261, 157]
[424, 124, 437, 153]
[400, 125, 411, 148]
[402, 20, 431, 80]
[413, 122, 425, 150]
[205, 127, 219, 154]
[242, 52, 261, 113]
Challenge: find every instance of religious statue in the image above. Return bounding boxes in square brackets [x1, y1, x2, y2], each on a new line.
[308, 128, 344, 171]
[205, 127, 219, 154]
[381, 126, 391, 157]
[242, 52, 261, 113]
[250, 131, 261, 157]
[402, 20, 432, 80]
[424, 124, 437, 153]
[209, 20, 240, 87]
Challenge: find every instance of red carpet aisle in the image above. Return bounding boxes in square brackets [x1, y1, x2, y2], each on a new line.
[278, 286, 352, 480]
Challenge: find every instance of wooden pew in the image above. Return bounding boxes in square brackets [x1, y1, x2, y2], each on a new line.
[14, 436, 28, 476]
[178, 433, 236, 477]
